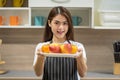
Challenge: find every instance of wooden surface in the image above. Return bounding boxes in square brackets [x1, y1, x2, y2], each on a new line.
[114, 63, 120, 75]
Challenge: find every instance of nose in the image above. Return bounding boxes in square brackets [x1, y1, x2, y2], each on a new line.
[58, 24, 64, 29]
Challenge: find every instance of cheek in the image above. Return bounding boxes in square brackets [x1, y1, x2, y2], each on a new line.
[51, 26, 57, 33]
[65, 26, 69, 32]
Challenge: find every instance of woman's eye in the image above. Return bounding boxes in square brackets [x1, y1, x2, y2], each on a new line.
[54, 22, 59, 25]
[63, 22, 68, 25]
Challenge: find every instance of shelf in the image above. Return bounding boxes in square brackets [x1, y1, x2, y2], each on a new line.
[98, 10, 120, 13]
[0, 7, 30, 10]
[0, 8, 30, 26]
[30, 26, 90, 28]
[0, 26, 90, 29]
[31, 7, 92, 28]
[32, 7, 91, 10]
[0, 26, 32, 28]
[93, 26, 120, 29]
[0, 26, 42, 28]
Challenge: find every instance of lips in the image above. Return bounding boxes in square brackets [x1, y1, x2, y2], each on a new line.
[57, 30, 64, 34]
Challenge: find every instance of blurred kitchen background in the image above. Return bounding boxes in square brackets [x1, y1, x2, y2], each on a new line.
[0, 0, 120, 80]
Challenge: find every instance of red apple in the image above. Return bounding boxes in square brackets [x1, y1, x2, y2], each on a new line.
[61, 43, 72, 53]
[49, 43, 61, 53]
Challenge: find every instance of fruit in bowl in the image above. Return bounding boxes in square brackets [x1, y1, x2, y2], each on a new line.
[71, 44, 78, 54]
[41, 44, 50, 53]
[49, 43, 61, 53]
[61, 43, 78, 54]
[41, 43, 78, 54]
[60, 43, 72, 53]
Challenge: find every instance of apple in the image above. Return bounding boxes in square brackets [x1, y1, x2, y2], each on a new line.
[61, 43, 72, 53]
[49, 43, 61, 53]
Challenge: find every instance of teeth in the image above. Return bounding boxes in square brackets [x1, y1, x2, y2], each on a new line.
[57, 31, 63, 34]
[58, 31, 64, 32]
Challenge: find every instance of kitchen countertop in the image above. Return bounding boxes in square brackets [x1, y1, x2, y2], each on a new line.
[0, 70, 41, 79]
[0, 70, 120, 79]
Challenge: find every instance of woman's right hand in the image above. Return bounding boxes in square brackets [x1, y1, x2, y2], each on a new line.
[34, 48, 45, 76]
[36, 49, 45, 59]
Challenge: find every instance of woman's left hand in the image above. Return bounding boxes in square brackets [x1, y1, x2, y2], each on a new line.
[74, 48, 87, 77]
[74, 48, 83, 59]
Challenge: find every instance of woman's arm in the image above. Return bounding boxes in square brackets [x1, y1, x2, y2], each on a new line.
[33, 50, 45, 76]
[75, 50, 87, 77]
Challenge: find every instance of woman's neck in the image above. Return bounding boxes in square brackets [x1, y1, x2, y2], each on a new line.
[52, 36, 66, 43]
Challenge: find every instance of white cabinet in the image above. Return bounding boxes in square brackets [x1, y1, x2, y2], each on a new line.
[30, 0, 93, 28]
[0, 8, 30, 28]
[0, 0, 30, 28]
[94, 0, 120, 29]
[31, 7, 93, 28]
[0, 0, 93, 28]
[29, 0, 93, 7]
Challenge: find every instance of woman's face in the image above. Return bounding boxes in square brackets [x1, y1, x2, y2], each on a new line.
[49, 14, 68, 40]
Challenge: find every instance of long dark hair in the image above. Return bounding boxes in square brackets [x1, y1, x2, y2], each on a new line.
[43, 6, 74, 42]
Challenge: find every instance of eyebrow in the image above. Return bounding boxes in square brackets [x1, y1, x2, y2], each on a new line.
[53, 20, 68, 23]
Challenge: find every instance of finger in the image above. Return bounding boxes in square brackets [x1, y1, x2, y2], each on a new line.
[78, 48, 82, 52]
[36, 52, 45, 56]
[37, 48, 43, 53]
[36, 48, 45, 58]
[74, 50, 82, 58]
[37, 48, 41, 52]
[36, 52, 41, 55]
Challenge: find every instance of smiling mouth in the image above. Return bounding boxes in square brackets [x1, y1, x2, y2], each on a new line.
[57, 31, 64, 34]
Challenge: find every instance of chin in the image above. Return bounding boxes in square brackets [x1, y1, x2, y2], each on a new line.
[57, 36, 65, 39]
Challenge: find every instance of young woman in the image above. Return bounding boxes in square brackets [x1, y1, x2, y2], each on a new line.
[33, 6, 87, 80]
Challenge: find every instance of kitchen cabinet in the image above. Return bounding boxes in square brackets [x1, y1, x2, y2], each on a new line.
[30, 0, 93, 28]
[94, 0, 120, 29]
[29, 0, 93, 7]
[31, 7, 93, 28]
[0, 0, 30, 28]
[0, 8, 30, 28]
[1, 0, 120, 29]
[0, 0, 93, 28]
